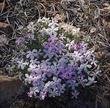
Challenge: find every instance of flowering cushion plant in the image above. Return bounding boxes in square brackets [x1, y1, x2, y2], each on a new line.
[13, 17, 100, 100]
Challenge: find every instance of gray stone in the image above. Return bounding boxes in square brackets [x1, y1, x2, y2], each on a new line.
[0, 75, 23, 104]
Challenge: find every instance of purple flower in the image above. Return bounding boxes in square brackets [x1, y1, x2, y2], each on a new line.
[25, 32, 35, 40]
[58, 65, 75, 80]
[14, 17, 99, 100]
[15, 37, 25, 45]
[26, 49, 39, 60]
[43, 40, 65, 58]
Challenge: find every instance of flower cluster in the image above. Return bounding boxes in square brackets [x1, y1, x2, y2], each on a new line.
[15, 17, 100, 100]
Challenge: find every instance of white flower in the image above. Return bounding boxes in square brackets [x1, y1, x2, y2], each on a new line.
[46, 20, 59, 36]
[27, 22, 35, 32]
[39, 19, 59, 36]
[17, 60, 28, 70]
[48, 20, 59, 28]
[86, 76, 97, 86]
[66, 40, 75, 50]
[91, 58, 98, 66]
[28, 63, 37, 72]
[37, 17, 50, 23]
[46, 27, 58, 36]
[30, 59, 40, 65]
[28, 87, 39, 97]
[25, 74, 33, 83]
[72, 51, 83, 62]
